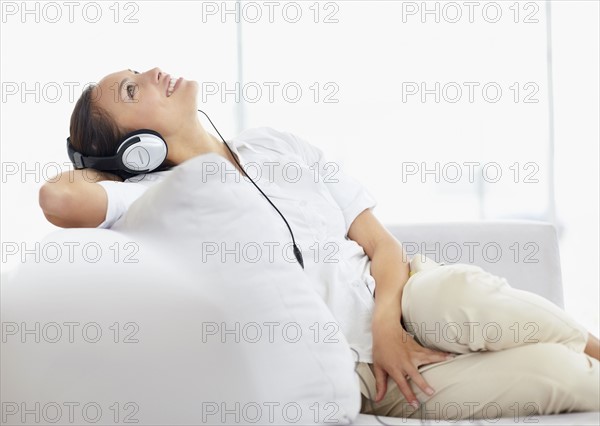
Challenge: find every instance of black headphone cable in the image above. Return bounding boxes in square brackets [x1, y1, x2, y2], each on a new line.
[196, 109, 304, 270]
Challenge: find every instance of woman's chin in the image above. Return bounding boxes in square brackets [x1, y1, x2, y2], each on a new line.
[182, 80, 198, 97]
[182, 78, 197, 87]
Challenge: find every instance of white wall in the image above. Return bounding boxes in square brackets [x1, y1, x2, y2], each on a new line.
[551, 1, 599, 335]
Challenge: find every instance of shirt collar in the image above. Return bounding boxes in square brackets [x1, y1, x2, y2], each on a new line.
[226, 135, 259, 165]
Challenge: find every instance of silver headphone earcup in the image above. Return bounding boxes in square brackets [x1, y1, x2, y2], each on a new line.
[117, 131, 168, 173]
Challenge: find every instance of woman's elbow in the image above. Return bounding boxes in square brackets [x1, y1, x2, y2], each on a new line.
[39, 183, 74, 227]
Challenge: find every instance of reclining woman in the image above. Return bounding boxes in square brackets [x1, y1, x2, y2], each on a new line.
[40, 67, 600, 421]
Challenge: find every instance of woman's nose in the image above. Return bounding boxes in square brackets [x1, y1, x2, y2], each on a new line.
[146, 67, 162, 82]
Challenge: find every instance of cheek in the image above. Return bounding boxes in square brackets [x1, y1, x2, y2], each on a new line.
[123, 108, 160, 134]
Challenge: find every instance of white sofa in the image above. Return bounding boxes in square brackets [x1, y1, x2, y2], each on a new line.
[1, 220, 598, 425]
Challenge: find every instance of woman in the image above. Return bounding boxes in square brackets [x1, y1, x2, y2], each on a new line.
[40, 67, 600, 421]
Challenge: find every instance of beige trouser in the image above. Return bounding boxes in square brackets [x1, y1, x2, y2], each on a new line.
[357, 255, 599, 421]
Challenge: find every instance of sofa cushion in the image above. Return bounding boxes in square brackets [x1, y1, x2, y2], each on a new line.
[0, 151, 363, 425]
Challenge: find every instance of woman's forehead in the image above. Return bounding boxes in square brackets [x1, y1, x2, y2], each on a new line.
[98, 69, 129, 88]
[94, 70, 130, 105]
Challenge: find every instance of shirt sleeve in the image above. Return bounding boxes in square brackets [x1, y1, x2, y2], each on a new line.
[96, 181, 151, 229]
[275, 128, 377, 235]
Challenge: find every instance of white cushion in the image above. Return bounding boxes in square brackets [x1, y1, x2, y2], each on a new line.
[1, 153, 361, 424]
[2, 228, 246, 425]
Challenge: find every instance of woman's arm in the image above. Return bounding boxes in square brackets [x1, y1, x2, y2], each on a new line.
[347, 209, 409, 320]
[348, 209, 451, 408]
[39, 169, 122, 228]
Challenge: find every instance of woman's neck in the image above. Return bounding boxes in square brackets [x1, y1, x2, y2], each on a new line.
[166, 119, 244, 173]
[167, 119, 224, 163]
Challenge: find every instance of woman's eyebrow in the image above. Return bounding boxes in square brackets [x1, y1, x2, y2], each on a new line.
[128, 69, 140, 74]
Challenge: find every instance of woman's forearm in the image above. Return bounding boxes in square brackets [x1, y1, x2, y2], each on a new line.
[370, 237, 411, 325]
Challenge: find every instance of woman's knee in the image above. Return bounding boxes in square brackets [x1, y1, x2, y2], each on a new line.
[412, 343, 599, 420]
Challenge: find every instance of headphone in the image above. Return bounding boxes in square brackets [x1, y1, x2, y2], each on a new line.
[66, 110, 304, 269]
[66, 128, 169, 180]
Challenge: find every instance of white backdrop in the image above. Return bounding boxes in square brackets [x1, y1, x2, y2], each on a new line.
[1, 0, 598, 333]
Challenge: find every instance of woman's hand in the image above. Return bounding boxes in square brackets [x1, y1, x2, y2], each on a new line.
[372, 313, 453, 408]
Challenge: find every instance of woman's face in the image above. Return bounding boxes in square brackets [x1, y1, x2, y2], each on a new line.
[94, 67, 198, 139]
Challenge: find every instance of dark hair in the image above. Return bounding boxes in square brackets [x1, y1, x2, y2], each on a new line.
[68, 84, 173, 179]
[69, 84, 127, 160]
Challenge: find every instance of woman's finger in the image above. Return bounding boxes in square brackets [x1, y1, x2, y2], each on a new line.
[373, 364, 388, 403]
[388, 367, 419, 409]
[405, 365, 436, 397]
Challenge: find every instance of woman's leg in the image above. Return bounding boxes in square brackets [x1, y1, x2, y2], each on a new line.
[357, 262, 600, 419]
[357, 342, 599, 420]
[400, 263, 591, 354]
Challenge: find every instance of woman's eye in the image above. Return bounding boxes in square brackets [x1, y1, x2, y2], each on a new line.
[126, 83, 137, 99]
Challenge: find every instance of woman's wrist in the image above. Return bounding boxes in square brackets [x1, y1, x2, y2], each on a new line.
[373, 300, 402, 328]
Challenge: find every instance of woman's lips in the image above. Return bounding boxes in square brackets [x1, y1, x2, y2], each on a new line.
[166, 76, 183, 97]
[172, 77, 183, 95]
[164, 73, 172, 96]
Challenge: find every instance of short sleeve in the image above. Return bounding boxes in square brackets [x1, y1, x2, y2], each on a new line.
[95, 170, 173, 228]
[277, 129, 377, 235]
[96, 181, 150, 229]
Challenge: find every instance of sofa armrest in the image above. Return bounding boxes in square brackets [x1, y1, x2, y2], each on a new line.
[384, 220, 564, 308]
[1, 227, 362, 424]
